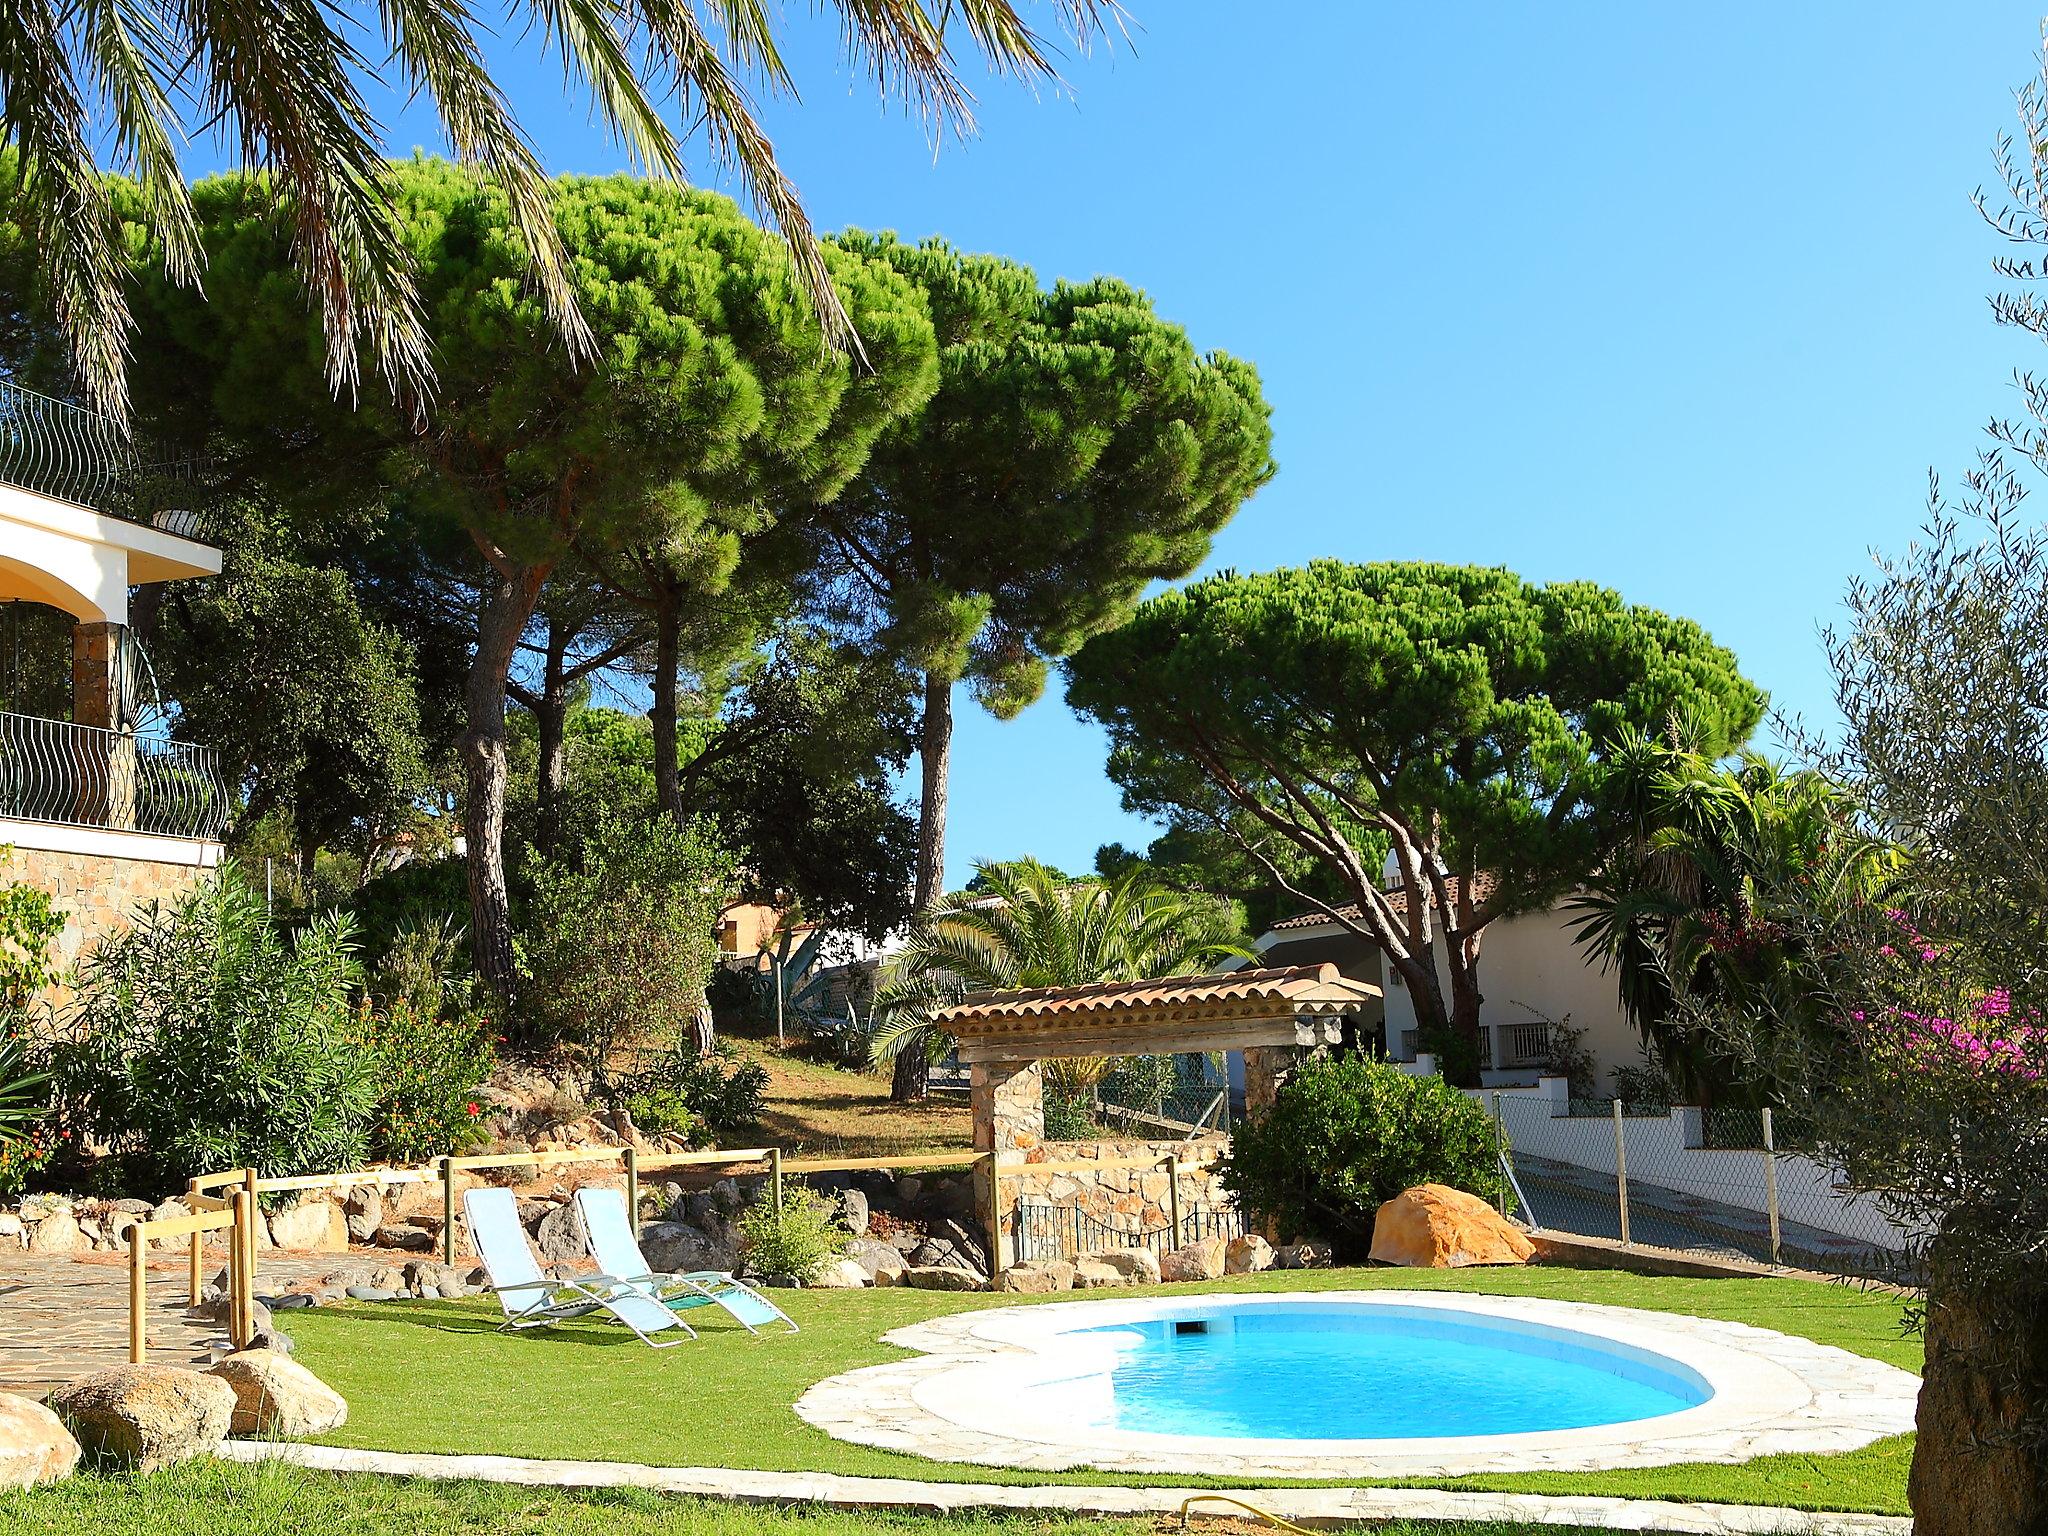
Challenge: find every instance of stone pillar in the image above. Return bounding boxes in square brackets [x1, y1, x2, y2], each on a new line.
[970, 1058, 1045, 1155]
[69, 621, 135, 828]
[1242, 1044, 1296, 1124]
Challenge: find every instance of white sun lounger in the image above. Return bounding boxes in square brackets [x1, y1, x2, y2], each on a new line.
[574, 1186, 798, 1335]
[462, 1186, 695, 1347]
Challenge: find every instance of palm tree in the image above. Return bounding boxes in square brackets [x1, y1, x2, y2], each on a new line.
[1570, 728, 1901, 1107]
[872, 857, 1249, 1103]
[0, 0, 1116, 422]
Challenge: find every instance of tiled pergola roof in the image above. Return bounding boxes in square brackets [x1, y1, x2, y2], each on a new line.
[936, 962, 1381, 1064]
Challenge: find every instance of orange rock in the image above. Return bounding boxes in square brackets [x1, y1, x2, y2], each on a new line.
[1368, 1184, 1535, 1268]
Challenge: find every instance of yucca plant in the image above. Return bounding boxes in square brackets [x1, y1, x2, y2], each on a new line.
[872, 857, 1248, 1101]
[0, 0, 1117, 424]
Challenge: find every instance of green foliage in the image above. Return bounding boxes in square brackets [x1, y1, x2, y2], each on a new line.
[735, 1185, 851, 1281]
[521, 815, 736, 1070]
[1222, 1054, 1510, 1255]
[347, 999, 497, 1163]
[613, 1042, 767, 1144]
[1067, 560, 1762, 1080]
[872, 857, 1250, 1072]
[51, 868, 375, 1184]
[341, 860, 476, 980]
[0, 858, 57, 1186]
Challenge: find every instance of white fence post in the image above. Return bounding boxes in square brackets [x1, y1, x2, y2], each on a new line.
[1612, 1098, 1632, 1248]
[1761, 1107, 1783, 1266]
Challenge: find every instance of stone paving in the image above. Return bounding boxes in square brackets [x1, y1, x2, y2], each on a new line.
[0, 1246, 355, 1393]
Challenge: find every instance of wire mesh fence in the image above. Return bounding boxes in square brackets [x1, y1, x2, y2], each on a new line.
[1492, 1091, 1915, 1283]
[1042, 1053, 1231, 1141]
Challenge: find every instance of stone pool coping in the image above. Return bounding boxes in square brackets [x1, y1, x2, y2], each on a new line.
[793, 1291, 1920, 1480]
[221, 1440, 1911, 1535]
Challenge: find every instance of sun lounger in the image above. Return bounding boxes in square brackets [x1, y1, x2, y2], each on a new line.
[462, 1185, 696, 1347]
[573, 1185, 798, 1335]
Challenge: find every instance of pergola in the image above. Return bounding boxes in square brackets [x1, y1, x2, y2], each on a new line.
[934, 962, 1382, 1153]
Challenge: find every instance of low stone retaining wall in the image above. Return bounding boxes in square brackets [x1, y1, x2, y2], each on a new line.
[1003, 1138, 1235, 1257]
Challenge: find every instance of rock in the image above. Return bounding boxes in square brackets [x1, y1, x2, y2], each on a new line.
[372, 1223, 435, 1252]
[847, 1237, 907, 1286]
[343, 1187, 384, 1243]
[268, 1199, 348, 1253]
[908, 1237, 970, 1273]
[0, 1213, 21, 1241]
[638, 1221, 736, 1276]
[1369, 1184, 1533, 1269]
[271, 1293, 317, 1310]
[246, 1327, 295, 1356]
[18, 1193, 70, 1221]
[111, 1197, 154, 1215]
[0, 1393, 80, 1488]
[27, 1207, 84, 1256]
[531, 1202, 588, 1264]
[838, 1188, 871, 1238]
[904, 1264, 984, 1291]
[1081, 1248, 1162, 1285]
[1159, 1235, 1226, 1283]
[401, 1260, 466, 1299]
[47, 1365, 234, 1471]
[932, 1216, 991, 1273]
[344, 1286, 397, 1302]
[1274, 1240, 1333, 1270]
[998, 1260, 1075, 1293]
[760, 1273, 802, 1289]
[205, 1350, 347, 1438]
[808, 1257, 872, 1289]
[1073, 1258, 1129, 1289]
[1225, 1234, 1276, 1274]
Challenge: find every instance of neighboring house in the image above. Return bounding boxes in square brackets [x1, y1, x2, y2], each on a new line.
[0, 381, 228, 981]
[1241, 878, 1643, 1091]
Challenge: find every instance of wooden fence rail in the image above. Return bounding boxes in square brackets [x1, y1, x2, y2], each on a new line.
[131, 1139, 1232, 1363]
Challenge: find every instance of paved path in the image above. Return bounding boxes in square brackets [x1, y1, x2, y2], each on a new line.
[0, 1246, 353, 1394]
[226, 1442, 1913, 1535]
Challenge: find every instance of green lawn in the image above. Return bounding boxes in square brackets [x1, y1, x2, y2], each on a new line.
[279, 1265, 1920, 1516]
[0, 1458, 1612, 1536]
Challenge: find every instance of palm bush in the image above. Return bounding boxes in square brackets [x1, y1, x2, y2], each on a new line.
[50, 867, 375, 1184]
[872, 858, 1249, 1100]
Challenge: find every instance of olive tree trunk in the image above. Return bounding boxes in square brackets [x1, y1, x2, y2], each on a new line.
[1909, 1257, 2048, 1533]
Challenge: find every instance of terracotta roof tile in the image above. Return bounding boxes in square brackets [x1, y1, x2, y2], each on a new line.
[933, 963, 1378, 1028]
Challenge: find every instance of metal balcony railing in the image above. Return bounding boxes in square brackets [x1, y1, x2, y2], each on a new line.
[0, 711, 229, 840]
[1498, 1019, 1553, 1070]
[0, 378, 192, 515]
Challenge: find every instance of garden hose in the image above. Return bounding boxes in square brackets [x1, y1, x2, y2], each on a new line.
[1176, 1494, 1318, 1534]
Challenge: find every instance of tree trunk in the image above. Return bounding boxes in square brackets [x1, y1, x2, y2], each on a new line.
[651, 583, 682, 819]
[892, 1047, 931, 1102]
[462, 564, 546, 1009]
[1909, 1254, 2048, 1533]
[912, 670, 952, 911]
[533, 619, 571, 857]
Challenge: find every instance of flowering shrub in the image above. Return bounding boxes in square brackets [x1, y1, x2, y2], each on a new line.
[1855, 910, 2043, 1083]
[348, 998, 499, 1163]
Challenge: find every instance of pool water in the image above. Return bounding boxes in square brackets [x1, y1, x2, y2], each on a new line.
[1067, 1303, 1711, 1440]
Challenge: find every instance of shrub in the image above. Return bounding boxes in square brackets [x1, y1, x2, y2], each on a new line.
[735, 1185, 849, 1281]
[522, 815, 736, 1074]
[1042, 1087, 1097, 1140]
[611, 1040, 767, 1144]
[348, 998, 498, 1163]
[1222, 1053, 1509, 1255]
[0, 862, 60, 1189]
[50, 868, 375, 1185]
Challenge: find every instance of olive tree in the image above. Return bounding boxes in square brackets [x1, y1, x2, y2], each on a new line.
[1065, 561, 1761, 1081]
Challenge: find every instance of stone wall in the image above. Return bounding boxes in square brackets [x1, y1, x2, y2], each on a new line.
[0, 836, 215, 1005]
[1001, 1137, 1235, 1261]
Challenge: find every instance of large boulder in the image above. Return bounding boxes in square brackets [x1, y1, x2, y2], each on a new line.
[904, 1264, 984, 1291]
[26, 1207, 85, 1256]
[1073, 1258, 1130, 1289]
[1225, 1234, 1276, 1274]
[1368, 1184, 1535, 1268]
[638, 1221, 737, 1276]
[205, 1350, 347, 1438]
[47, 1364, 234, 1471]
[847, 1237, 907, 1286]
[0, 1393, 80, 1488]
[343, 1187, 385, 1243]
[808, 1257, 872, 1290]
[1273, 1240, 1334, 1270]
[999, 1260, 1076, 1294]
[531, 1201, 588, 1264]
[1081, 1247, 1162, 1285]
[268, 1199, 348, 1253]
[1159, 1235, 1226, 1283]
[838, 1189, 871, 1238]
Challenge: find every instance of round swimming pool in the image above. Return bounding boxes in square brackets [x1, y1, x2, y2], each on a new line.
[797, 1290, 1923, 1478]
[1071, 1302, 1710, 1439]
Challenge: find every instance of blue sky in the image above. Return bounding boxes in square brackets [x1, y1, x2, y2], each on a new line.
[278, 5, 2048, 887]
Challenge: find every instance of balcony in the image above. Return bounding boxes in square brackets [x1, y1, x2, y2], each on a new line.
[0, 379, 226, 849]
[0, 712, 229, 841]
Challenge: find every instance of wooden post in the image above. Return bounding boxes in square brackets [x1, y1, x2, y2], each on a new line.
[984, 1152, 1005, 1285]
[1163, 1154, 1183, 1249]
[624, 1144, 640, 1229]
[229, 1189, 253, 1348]
[770, 1146, 784, 1223]
[440, 1156, 456, 1265]
[186, 1178, 203, 1305]
[241, 1167, 260, 1331]
[127, 1228, 147, 1365]
[1761, 1107, 1783, 1266]
[1612, 1098, 1632, 1249]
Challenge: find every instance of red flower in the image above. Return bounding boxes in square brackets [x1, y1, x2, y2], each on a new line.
[465, 1101, 480, 1117]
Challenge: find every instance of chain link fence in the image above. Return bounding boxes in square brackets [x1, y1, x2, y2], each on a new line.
[1490, 1089, 1915, 1283]
[1043, 1053, 1232, 1140]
